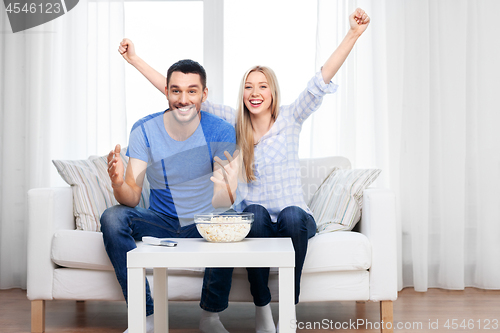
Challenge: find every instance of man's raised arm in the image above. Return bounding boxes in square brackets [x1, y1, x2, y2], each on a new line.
[118, 38, 167, 94]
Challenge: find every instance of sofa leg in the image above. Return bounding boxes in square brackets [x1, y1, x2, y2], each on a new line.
[380, 300, 393, 333]
[31, 300, 45, 333]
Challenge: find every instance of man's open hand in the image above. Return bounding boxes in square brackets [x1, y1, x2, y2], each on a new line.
[107, 144, 124, 189]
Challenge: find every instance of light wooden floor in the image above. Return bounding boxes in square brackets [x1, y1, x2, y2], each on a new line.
[2, 288, 500, 332]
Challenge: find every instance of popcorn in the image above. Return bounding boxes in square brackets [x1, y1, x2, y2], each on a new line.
[196, 215, 252, 242]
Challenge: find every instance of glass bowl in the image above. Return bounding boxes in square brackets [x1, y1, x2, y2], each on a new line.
[194, 212, 254, 242]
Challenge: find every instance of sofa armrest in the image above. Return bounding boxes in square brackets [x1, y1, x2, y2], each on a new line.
[27, 187, 74, 300]
[359, 188, 398, 302]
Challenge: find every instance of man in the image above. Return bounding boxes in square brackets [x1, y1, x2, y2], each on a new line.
[101, 59, 238, 333]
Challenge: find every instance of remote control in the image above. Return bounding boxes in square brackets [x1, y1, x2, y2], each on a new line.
[142, 236, 178, 247]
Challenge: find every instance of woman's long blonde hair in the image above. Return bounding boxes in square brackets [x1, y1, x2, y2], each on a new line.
[236, 66, 281, 181]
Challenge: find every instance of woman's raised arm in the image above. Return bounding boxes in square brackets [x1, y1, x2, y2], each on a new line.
[321, 8, 370, 84]
[118, 38, 167, 94]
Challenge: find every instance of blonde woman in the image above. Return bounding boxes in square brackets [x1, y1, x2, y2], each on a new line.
[120, 8, 369, 333]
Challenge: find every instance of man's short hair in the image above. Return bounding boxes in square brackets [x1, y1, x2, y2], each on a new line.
[166, 59, 207, 90]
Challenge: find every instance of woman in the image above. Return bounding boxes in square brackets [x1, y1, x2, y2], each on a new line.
[120, 8, 370, 333]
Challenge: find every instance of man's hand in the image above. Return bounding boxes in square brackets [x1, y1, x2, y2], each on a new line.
[107, 144, 125, 189]
[349, 8, 370, 36]
[118, 38, 138, 64]
[211, 150, 240, 204]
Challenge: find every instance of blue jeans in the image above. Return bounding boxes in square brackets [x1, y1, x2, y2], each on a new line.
[100, 205, 202, 316]
[200, 205, 316, 311]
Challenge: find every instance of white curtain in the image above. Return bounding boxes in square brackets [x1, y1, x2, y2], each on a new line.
[310, 0, 500, 291]
[0, 0, 125, 289]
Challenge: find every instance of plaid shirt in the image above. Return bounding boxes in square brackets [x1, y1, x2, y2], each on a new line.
[202, 71, 338, 221]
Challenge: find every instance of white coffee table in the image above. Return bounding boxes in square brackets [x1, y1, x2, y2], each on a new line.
[127, 237, 295, 333]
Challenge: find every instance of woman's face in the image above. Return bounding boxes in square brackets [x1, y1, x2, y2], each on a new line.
[243, 71, 273, 117]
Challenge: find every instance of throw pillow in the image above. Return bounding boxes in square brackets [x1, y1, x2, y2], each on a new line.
[53, 148, 150, 231]
[309, 168, 381, 233]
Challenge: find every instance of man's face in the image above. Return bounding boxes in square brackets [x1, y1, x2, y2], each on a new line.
[165, 72, 208, 124]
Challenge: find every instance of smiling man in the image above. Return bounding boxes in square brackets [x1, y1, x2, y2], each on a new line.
[100, 59, 238, 333]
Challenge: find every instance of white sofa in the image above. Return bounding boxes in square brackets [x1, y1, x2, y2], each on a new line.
[27, 156, 397, 333]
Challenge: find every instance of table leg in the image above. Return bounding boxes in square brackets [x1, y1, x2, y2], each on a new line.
[128, 267, 146, 333]
[154, 268, 168, 333]
[279, 267, 295, 333]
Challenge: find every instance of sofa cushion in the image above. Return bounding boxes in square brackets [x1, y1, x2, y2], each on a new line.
[51, 230, 370, 274]
[51, 230, 113, 270]
[52, 148, 150, 231]
[51, 230, 205, 273]
[300, 156, 351, 203]
[302, 231, 371, 273]
[309, 168, 381, 233]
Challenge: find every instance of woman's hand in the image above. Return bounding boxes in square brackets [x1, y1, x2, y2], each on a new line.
[118, 38, 138, 65]
[349, 8, 370, 37]
[320, 8, 370, 86]
[212, 150, 241, 205]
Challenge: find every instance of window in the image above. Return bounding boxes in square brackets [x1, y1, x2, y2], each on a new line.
[223, 0, 317, 109]
[123, 0, 316, 139]
[124, 1, 203, 136]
